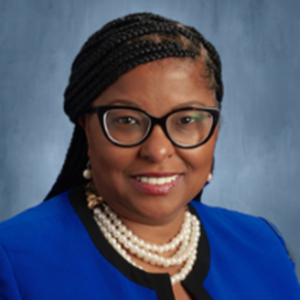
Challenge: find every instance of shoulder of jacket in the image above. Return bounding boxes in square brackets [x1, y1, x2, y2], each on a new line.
[0, 189, 72, 235]
[190, 201, 259, 222]
[260, 217, 295, 267]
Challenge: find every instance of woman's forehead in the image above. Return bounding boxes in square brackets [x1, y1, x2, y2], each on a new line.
[93, 58, 215, 112]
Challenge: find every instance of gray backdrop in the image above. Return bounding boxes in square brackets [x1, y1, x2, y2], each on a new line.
[1, 0, 299, 280]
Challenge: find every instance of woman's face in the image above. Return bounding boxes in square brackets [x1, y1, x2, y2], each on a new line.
[82, 58, 219, 225]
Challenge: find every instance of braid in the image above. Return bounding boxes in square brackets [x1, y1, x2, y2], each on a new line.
[45, 125, 88, 200]
[45, 12, 223, 200]
[65, 40, 197, 117]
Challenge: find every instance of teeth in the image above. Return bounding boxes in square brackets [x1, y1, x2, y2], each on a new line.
[157, 178, 166, 184]
[140, 177, 148, 183]
[135, 175, 179, 185]
[148, 178, 157, 184]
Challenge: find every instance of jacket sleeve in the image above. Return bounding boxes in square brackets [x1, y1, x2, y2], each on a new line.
[0, 243, 22, 300]
[261, 218, 296, 269]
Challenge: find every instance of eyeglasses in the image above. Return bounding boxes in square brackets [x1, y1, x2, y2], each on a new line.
[90, 105, 220, 149]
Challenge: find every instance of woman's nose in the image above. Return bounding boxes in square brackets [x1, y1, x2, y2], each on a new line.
[138, 125, 175, 163]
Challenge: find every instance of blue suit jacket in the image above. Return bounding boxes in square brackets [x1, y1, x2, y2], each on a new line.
[0, 185, 299, 299]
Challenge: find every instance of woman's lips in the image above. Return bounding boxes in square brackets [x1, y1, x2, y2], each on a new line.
[129, 173, 183, 195]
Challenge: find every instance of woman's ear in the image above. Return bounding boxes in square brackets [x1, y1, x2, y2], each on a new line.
[78, 114, 92, 157]
[79, 114, 92, 140]
[78, 114, 87, 131]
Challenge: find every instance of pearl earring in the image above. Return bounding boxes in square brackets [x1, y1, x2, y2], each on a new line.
[204, 173, 212, 187]
[83, 160, 92, 180]
[207, 173, 212, 182]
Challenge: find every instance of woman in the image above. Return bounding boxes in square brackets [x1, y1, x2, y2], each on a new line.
[0, 13, 299, 300]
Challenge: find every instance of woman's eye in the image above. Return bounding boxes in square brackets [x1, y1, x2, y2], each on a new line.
[118, 117, 137, 124]
[180, 117, 193, 124]
[180, 115, 204, 124]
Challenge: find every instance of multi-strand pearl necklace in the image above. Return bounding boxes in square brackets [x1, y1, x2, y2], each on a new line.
[87, 191, 200, 285]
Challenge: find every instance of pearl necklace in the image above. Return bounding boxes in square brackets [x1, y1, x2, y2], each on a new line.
[93, 204, 200, 284]
[87, 193, 200, 285]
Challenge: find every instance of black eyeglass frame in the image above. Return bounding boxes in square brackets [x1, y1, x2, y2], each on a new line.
[89, 105, 220, 149]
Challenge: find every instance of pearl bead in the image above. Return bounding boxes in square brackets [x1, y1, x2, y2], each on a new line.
[131, 236, 138, 243]
[144, 254, 150, 263]
[83, 169, 92, 179]
[114, 219, 121, 226]
[119, 235, 126, 243]
[163, 261, 170, 267]
[152, 245, 158, 252]
[119, 225, 126, 233]
[109, 213, 116, 220]
[149, 257, 156, 265]
[125, 231, 132, 238]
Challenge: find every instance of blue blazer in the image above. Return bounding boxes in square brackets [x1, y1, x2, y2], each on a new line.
[0, 185, 299, 299]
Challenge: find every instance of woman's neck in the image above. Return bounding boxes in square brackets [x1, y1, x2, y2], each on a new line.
[118, 207, 187, 245]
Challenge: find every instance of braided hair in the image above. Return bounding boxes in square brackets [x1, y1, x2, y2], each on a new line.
[45, 12, 223, 200]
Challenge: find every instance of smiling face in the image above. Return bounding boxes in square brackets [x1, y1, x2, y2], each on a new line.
[81, 57, 219, 225]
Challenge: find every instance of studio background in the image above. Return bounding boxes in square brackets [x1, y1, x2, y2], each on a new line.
[1, 0, 299, 280]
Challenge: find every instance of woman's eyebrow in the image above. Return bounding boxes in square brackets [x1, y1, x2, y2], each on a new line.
[107, 99, 210, 108]
[173, 100, 209, 109]
[106, 99, 141, 107]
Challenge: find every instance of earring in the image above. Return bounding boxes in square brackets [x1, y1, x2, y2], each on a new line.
[207, 173, 212, 182]
[83, 159, 92, 180]
[204, 173, 212, 187]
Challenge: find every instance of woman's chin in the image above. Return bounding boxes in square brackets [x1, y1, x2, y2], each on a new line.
[122, 196, 187, 225]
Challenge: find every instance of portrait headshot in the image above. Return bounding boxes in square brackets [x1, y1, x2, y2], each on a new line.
[0, 0, 299, 299]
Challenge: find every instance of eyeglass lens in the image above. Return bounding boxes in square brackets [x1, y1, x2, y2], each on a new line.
[167, 110, 213, 146]
[104, 108, 213, 147]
